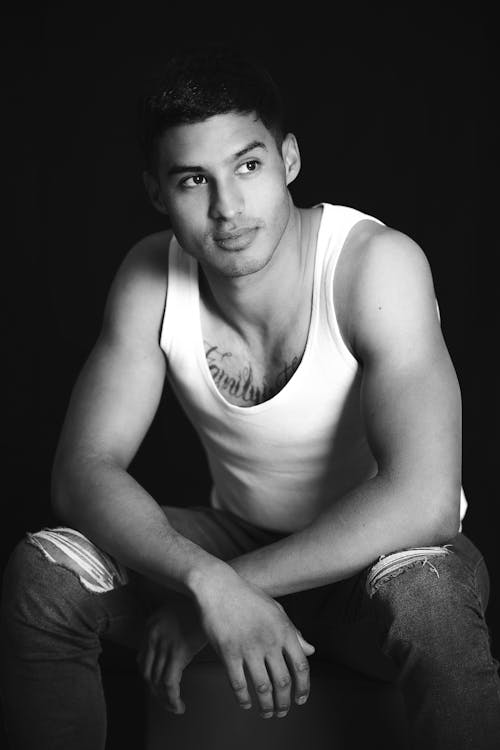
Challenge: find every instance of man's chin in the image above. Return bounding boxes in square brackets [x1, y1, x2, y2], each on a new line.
[182, 245, 256, 278]
[201, 242, 274, 280]
[211, 256, 270, 279]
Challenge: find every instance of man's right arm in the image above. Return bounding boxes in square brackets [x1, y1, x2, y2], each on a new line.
[51, 233, 313, 715]
[51, 232, 228, 594]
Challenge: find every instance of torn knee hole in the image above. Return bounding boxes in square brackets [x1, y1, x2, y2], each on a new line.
[366, 545, 451, 598]
[26, 527, 128, 593]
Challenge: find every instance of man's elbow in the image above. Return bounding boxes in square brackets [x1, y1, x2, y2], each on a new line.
[50, 450, 99, 523]
[425, 481, 462, 544]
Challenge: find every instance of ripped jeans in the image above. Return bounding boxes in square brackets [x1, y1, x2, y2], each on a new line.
[1, 505, 500, 750]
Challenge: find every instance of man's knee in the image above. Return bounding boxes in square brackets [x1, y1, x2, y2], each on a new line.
[365, 543, 481, 648]
[366, 545, 452, 599]
[2, 528, 128, 607]
[1, 537, 58, 631]
[24, 527, 128, 593]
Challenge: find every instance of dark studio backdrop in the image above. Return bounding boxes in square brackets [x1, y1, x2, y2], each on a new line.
[2, 2, 497, 743]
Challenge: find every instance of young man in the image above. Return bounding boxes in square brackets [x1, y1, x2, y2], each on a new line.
[1, 47, 499, 749]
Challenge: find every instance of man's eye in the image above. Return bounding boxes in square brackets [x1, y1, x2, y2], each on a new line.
[181, 175, 207, 188]
[236, 160, 261, 174]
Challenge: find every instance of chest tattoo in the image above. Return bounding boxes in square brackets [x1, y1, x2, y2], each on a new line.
[204, 340, 301, 405]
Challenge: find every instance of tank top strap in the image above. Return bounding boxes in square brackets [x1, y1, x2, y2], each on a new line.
[315, 204, 386, 367]
[160, 235, 198, 361]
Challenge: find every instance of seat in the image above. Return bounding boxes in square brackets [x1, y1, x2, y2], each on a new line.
[145, 654, 410, 750]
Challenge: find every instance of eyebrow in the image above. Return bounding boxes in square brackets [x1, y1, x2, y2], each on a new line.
[166, 140, 267, 176]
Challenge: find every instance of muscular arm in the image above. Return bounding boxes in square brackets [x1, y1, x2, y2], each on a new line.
[51, 233, 229, 594]
[52, 236, 314, 714]
[228, 229, 462, 597]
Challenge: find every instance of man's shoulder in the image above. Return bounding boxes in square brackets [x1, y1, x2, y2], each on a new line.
[338, 221, 431, 298]
[353, 225, 431, 292]
[103, 229, 173, 345]
[115, 229, 173, 296]
[335, 222, 434, 353]
[125, 228, 173, 271]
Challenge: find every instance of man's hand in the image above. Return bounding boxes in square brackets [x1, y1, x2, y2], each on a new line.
[137, 595, 207, 714]
[194, 569, 315, 718]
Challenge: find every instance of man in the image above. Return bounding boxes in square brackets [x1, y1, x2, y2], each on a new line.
[1, 46, 499, 749]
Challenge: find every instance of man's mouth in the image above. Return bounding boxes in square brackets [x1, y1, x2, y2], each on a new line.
[213, 227, 258, 250]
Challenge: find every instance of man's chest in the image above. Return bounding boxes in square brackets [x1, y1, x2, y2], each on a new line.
[201, 324, 307, 408]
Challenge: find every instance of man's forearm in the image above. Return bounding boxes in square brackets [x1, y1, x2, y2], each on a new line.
[228, 474, 458, 598]
[52, 458, 232, 598]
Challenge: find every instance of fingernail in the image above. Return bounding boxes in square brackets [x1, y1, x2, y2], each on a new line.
[276, 710, 288, 718]
[297, 695, 308, 705]
[241, 703, 252, 710]
[261, 712, 273, 719]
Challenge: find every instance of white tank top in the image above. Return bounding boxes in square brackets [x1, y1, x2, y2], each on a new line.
[160, 203, 467, 533]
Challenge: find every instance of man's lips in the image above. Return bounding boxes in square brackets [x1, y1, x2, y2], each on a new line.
[212, 227, 258, 249]
[212, 227, 256, 241]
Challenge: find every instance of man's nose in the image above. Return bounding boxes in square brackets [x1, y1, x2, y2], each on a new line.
[209, 180, 244, 222]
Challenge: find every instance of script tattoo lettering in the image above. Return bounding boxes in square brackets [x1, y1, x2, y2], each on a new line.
[204, 340, 300, 405]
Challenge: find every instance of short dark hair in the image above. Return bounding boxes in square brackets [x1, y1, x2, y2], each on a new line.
[138, 46, 285, 172]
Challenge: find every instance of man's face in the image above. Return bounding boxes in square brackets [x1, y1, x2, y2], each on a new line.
[149, 112, 300, 278]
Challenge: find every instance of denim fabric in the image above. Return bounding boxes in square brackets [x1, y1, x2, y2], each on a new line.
[1, 505, 499, 749]
[278, 532, 500, 748]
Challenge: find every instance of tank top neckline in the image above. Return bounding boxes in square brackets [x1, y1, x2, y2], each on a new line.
[190, 203, 327, 415]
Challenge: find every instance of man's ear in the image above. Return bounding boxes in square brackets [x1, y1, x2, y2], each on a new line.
[281, 133, 301, 186]
[143, 171, 169, 215]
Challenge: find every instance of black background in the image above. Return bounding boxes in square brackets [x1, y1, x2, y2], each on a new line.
[2, 1, 497, 739]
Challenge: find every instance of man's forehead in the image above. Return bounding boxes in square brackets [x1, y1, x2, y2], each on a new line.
[158, 112, 272, 167]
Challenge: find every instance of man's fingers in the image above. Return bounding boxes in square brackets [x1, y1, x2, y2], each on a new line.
[265, 653, 292, 717]
[296, 630, 315, 656]
[151, 649, 168, 690]
[244, 657, 275, 718]
[140, 643, 156, 685]
[224, 659, 253, 711]
[161, 657, 185, 714]
[285, 636, 311, 705]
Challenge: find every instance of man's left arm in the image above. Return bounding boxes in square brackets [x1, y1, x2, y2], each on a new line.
[229, 229, 462, 597]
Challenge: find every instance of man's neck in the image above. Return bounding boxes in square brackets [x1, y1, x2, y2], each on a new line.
[199, 204, 316, 348]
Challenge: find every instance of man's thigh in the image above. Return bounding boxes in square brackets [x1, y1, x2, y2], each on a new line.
[275, 533, 487, 681]
[13, 507, 273, 640]
[159, 505, 283, 560]
[3, 530, 147, 651]
[6, 508, 280, 655]
[276, 569, 397, 680]
[130, 504, 283, 607]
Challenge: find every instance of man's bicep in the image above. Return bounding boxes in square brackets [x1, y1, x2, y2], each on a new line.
[353, 231, 462, 524]
[55, 234, 169, 471]
[56, 333, 166, 470]
[360, 346, 461, 487]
